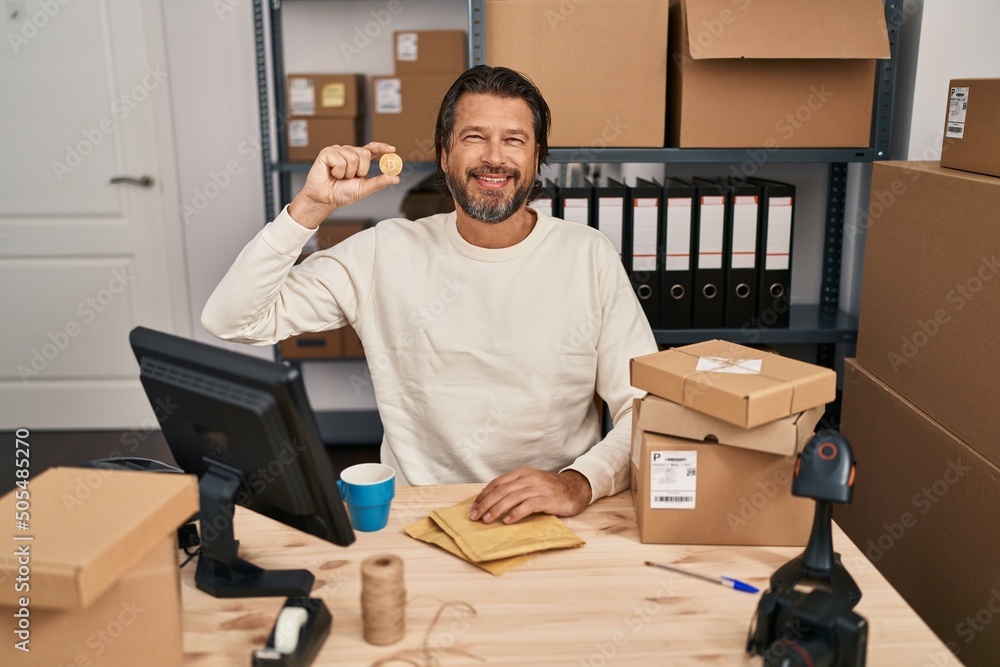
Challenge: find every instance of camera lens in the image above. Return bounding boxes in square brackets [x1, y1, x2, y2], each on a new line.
[761, 637, 835, 667]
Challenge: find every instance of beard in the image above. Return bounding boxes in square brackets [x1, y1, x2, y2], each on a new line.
[445, 165, 535, 224]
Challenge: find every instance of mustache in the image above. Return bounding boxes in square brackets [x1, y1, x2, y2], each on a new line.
[467, 167, 519, 179]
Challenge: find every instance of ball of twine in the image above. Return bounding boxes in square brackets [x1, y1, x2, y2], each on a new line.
[361, 554, 406, 646]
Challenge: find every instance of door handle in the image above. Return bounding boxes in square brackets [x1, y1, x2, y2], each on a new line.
[109, 175, 155, 188]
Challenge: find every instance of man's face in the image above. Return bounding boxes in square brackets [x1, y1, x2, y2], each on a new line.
[442, 93, 539, 224]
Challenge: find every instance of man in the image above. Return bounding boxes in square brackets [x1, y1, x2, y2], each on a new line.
[202, 66, 657, 524]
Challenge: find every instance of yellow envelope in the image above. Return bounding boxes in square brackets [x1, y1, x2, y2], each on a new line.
[429, 496, 584, 563]
[404, 517, 535, 576]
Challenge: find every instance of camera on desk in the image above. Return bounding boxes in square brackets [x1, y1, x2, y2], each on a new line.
[747, 430, 869, 667]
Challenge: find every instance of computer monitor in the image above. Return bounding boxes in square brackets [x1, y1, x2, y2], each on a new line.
[129, 326, 355, 598]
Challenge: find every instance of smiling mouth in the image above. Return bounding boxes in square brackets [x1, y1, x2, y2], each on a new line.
[471, 173, 514, 190]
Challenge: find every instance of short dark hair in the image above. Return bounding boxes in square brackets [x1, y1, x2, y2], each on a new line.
[434, 65, 551, 200]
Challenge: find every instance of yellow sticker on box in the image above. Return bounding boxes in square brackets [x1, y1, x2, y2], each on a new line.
[321, 83, 346, 108]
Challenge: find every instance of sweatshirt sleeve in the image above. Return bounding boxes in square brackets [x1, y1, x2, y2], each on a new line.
[201, 206, 376, 345]
[563, 255, 658, 502]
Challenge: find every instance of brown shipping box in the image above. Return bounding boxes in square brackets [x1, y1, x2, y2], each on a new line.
[286, 73, 363, 117]
[668, 0, 890, 147]
[631, 399, 813, 546]
[393, 30, 467, 75]
[286, 117, 362, 162]
[837, 360, 1000, 666]
[941, 78, 1000, 178]
[0, 468, 197, 666]
[631, 340, 836, 429]
[371, 74, 456, 161]
[638, 394, 824, 457]
[486, 0, 668, 148]
[855, 161, 1000, 467]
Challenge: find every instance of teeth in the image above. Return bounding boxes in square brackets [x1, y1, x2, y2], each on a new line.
[479, 176, 508, 183]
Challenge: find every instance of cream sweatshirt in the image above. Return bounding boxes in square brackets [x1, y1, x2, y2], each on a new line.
[202, 206, 657, 502]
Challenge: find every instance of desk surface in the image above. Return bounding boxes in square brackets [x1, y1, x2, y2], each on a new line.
[181, 485, 959, 666]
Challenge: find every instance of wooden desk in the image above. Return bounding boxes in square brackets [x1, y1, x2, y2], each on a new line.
[181, 485, 959, 666]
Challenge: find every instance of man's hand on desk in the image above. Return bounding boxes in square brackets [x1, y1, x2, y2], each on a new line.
[469, 468, 591, 524]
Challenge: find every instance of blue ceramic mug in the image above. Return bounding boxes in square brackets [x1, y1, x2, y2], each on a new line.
[336, 463, 396, 532]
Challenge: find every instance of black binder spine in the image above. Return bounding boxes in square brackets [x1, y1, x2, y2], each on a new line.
[692, 178, 727, 328]
[629, 178, 663, 328]
[723, 177, 762, 328]
[661, 178, 696, 330]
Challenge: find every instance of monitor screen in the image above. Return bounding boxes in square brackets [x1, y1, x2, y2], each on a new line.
[129, 326, 354, 598]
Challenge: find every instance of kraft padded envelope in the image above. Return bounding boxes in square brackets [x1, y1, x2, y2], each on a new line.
[404, 517, 535, 576]
[428, 496, 584, 563]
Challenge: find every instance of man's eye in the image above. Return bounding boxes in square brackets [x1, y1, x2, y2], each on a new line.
[506, 137, 524, 145]
[465, 134, 484, 141]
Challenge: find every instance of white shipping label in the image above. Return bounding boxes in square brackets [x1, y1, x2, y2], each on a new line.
[396, 32, 418, 61]
[288, 120, 308, 147]
[698, 196, 725, 270]
[696, 356, 763, 374]
[765, 198, 793, 270]
[533, 197, 553, 218]
[632, 198, 658, 272]
[375, 78, 403, 114]
[947, 87, 969, 139]
[665, 198, 692, 271]
[563, 198, 589, 225]
[731, 195, 759, 269]
[598, 197, 624, 256]
[650, 451, 697, 509]
[288, 78, 315, 116]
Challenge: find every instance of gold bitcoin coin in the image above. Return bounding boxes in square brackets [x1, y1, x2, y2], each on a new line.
[379, 152, 403, 177]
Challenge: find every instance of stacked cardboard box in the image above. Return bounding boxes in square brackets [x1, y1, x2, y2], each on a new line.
[839, 159, 1000, 665]
[0, 468, 197, 666]
[941, 78, 1000, 178]
[285, 73, 365, 162]
[629, 339, 835, 546]
[280, 219, 372, 360]
[371, 30, 467, 162]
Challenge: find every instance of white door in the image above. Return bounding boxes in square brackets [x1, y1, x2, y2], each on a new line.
[0, 0, 188, 429]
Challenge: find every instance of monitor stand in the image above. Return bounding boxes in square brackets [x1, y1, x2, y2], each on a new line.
[194, 461, 315, 598]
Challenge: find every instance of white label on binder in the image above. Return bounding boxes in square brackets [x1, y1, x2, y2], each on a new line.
[947, 87, 969, 139]
[288, 78, 315, 115]
[375, 78, 403, 114]
[650, 451, 697, 510]
[533, 197, 553, 218]
[563, 198, 589, 226]
[665, 198, 692, 271]
[396, 32, 418, 61]
[766, 197, 793, 271]
[288, 119, 308, 147]
[732, 195, 759, 269]
[698, 196, 725, 270]
[632, 198, 658, 272]
[598, 196, 624, 256]
[696, 356, 762, 374]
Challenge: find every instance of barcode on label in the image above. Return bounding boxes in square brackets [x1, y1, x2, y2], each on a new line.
[654, 495, 694, 503]
[947, 124, 965, 139]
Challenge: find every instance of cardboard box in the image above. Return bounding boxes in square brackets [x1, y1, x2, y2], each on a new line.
[393, 30, 467, 75]
[286, 73, 363, 117]
[855, 161, 1000, 467]
[631, 399, 813, 546]
[286, 118, 363, 162]
[316, 218, 372, 250]
[486, 0, 668, 147]
[941, 78, 1000, 178]
[837, 360, 1000, 666]
[630, 340, 836, 429]
[371, 74, 457, 162]
[667, 0, 890, 147]
[0, 467, 197, 666]
[638, 394, 824, 457]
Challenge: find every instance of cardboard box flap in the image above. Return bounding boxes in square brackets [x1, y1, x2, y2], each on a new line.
[0, 467, 198, 610]
[682, 0, 890, 61]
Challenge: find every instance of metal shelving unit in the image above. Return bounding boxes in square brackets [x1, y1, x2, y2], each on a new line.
[252, 0, 900, 443]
